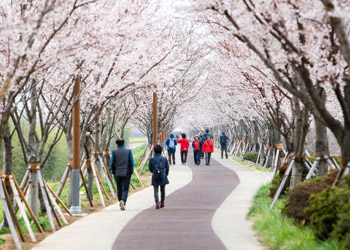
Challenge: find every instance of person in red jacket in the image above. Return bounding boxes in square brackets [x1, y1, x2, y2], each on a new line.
[177, 133, 190, 165]
[192, 134, 201, 165]
[202, 136, 214, 165]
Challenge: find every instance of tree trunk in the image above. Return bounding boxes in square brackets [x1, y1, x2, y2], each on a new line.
[314, 117, 330, 176]
[27, 84, 41, 217]
[290, 97, 309, 187]
[3, 121, 13, 227]
[95, 113, 102, 178]
[85, 138, 94, 200]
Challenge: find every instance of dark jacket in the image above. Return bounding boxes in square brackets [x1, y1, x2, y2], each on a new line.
[149, 154, 169, 186]
[110, 146, 134, 176]
[220, 134, 229, 147]
[203, 132, 213, 141]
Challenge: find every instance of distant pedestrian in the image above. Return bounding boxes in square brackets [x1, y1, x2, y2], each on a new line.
[192, 134, 201, 165]
[149, 145, 170, 209]
[202, 136, 214, 165]
[110, 138, 134, 211]
[220, 132, 229, 159]
[177, 133, 190, 164]
[203, 129, 213, 142]
[166, 134, 177, 165]
[199, 132, 204, 159]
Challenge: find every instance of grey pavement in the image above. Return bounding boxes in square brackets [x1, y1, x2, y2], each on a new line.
[33, 151, 271, 250]
[211, 153, 272, 250]
[33, 154, 192, 250]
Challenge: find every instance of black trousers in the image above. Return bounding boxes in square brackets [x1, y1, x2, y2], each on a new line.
[168, 149, 176, 165]
[180, 151, 188, 164]
[153, 185, 165, 203]
[221, 146, 228, 159]
[114, 174, 131, 204]
[194, 150, 201, 165]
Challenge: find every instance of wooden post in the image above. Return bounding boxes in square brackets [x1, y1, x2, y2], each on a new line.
[70, 75, 83, 215]
[153, 92, 158, 147]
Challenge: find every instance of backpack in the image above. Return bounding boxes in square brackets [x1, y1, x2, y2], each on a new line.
[169, 138, 175, 149]
[153, 157, 165, 182]
[220, 136, 227, 145]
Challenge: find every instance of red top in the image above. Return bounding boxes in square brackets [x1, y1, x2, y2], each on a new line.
[177, 138, 190, 151]
[202, 140, 214, 153]
[192, 140, 201, 151]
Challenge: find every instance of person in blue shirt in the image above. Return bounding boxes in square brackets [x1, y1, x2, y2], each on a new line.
[203, 129, 213, 142]
[199, 132, 204, 159]
[165, 133, 177, 165]
[219, 132, 229, 159]
[110, 138, 134, 211]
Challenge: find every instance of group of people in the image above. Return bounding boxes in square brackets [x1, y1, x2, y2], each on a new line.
[165, 129, 229, 166]
[110, 138, 169, 210]
[110, 130, 229, 210]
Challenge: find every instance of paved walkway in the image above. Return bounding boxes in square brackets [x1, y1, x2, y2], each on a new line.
[33, 151, 271, 250]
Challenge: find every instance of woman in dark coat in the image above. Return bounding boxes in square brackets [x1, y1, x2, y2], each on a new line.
[149, 144, 170, 209]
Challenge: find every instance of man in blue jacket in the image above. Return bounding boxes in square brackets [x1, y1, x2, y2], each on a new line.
[110, 138, 134, 211]
[203, 129, 213, 142]
[220, 132, 229, 159]
[165, 133, 177, 165]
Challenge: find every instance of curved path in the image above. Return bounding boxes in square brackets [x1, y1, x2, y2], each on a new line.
[33, 151, 270, 250]
[113, 154, 240, 250]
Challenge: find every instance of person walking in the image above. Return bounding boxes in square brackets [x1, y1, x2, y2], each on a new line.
[149, 145, 170, 209]
[192, 134, 201, 165]
[177, 133, 190, 164]
[203, 129, 213, 142]
[165, 133, 177, 165]
[220, 132, 229, 159]
[110, 138, 134, 211]
[202, 136, 214, 166]
[199, 132, 204, 159]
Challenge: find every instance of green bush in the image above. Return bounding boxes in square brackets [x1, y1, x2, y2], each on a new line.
[243, 152, 258, 162]
[284, 171, 338, 222]
[308, 156, 316, 164]
[307, 175, 350, 248]
[269, 162, 290, 198]
[248, 183, 342, 250]
[332, 156, 342, 168]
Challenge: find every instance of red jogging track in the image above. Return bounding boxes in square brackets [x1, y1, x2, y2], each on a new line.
[113, 151, 240, 250]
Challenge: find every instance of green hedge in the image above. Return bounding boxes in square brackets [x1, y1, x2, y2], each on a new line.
[243, 152, 258, 163]
[248, 183, 342, 250]
[307, 175, 350, 249]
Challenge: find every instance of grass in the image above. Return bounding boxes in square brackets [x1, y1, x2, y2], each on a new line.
[248, 183, 342, 250]
[129, 137, 147, 144]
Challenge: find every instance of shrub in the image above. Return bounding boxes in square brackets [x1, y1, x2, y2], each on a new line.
[308, 156, 316, 164]
[248, 183, 342, 250]
[284, 171, 338, 222]
[307, 175, 350, 245]
[332, 156, 342, 168]
[269, 162, 290, 198]
[243, 152, 258, 162]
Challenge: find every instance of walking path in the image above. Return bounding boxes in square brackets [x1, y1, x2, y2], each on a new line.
[33, 151, 271, 250]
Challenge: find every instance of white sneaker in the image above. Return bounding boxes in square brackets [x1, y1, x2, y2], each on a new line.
[120, 200, 125, 211]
